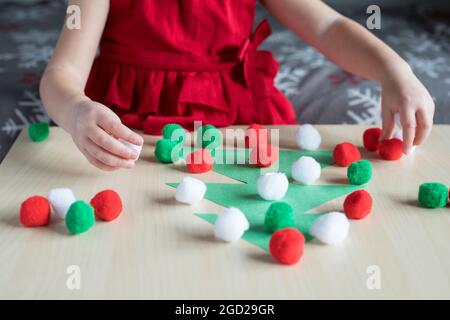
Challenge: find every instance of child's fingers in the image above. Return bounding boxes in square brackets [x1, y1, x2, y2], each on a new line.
[97, 117, 143, 146]
[413, 109, 432, 146]
[380, 108, 395, 140]
[89, 127, 138, 160]
[84, 139, 135, 169]
[400, 109, 416, 154]
[80, 147, 117, 171]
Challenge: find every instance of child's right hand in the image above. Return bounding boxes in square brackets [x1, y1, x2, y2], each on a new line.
[67, 99, 144, 171]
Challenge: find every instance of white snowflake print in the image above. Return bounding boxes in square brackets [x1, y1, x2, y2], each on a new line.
[404, 52, 449, 79]
[18, 44, 53, 69]
[346, 88, 381, 125]
[275, 65, 307, 98]
[0, 53, 15, 61]
[10, 30, 58, 45]
[387, 30, 442, 53]
[278, 46, 328, 69]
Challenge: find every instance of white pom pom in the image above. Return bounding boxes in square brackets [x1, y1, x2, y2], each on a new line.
[296, 124, 321, 151]
[214, 207, 249, 242]
[257, 172, 289, 201]
[310, 212, 350, 245]
[48, 188, 76, 219]
[174, 157, 187, 166]
[118, 138, 143, 159]
[291, 156, 321, 185]
[175, 176, 206, 205]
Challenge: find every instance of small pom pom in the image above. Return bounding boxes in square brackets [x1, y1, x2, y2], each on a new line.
[295, 124, 321, 151]
[245, 124, 269, 149]
[291, 156, 321, 185]
[90, 189, 123, 221]
[198, 125, 222, 149]
[269, 228, 305, 265]
[175, 176, 207, 205]
[363, 127, 382, 152]
[418, 182, 448, 208]
[249, 144, 279, 167]
[379, 138, 403, 161]
[28, 122, 49, 142]
[48, 188, 76, 219]
[118, 138, 143, 160]
[20, 196, 51, 227]
[65, 200, 95, 234]
[162, 123, 186, 144]
[154, 139, 180, 163]
[347, 160, 372, 185]
[214, 207, 249, 242]
[344, 190, 373, 220]
[310, 212, 350, 245]
[257, 172, 289, 201]
[333, 142, 361, 167]
[264, 202, 295, 233]
[186, 149, 214, 173]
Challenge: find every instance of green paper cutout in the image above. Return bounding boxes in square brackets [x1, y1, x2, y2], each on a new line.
[168, 148, 362, 251]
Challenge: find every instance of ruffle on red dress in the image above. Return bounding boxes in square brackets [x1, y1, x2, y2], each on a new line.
[85, 3, 297, 135]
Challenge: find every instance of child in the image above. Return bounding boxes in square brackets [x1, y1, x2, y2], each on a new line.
[40, 0, 434, 171]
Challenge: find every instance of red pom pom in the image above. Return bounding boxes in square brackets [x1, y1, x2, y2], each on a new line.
[186, 149, 214, 173]
[249, 144, 278, 168]
[379, 138, 403, 161]
[343, 190, 373, 220]
[333, 142, 361, 167]
[245, 124, 269, 149]
[269, 228, 305, 265]
[90, 190, 123, 221]
[20, 196, 51, 227]
[363, 128, 382, 152]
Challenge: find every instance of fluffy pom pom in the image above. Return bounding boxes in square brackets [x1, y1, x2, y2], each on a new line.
[269, 228, 305, 265]
[186, 149, 214, 173]
[418, 182, 448, 208]
[379, 138, 403, 161]
[90, 189, 123, 221]
[257, 172, 289, 201]
[344, 190, 373, 220]
[250, 144, 279, 168]
[333, 142, 361, 167]
[295, 124, 321, 151]
[214, 207, 249, 242]
[264, 202, 295, 232]
[154, 139, 180, 163]
[175, 176, 207, 205]
[291, 156, 321, 185]
[48, 188, 76, 219]
[245, 124, 269, 149]
[198, 125, 222, 149]
[65, 200, 95, 235]
[347, 160, 372, 185]
[20, 196, 51, 227]
[28, 122, 49, 142]
[118, 138, 143, 160]
[310, 212, 350, 245]
[162, 123, 186, 144]
[363, 127, 382, 152]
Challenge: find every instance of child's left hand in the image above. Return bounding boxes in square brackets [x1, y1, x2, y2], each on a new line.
[380, 67, 435, 154]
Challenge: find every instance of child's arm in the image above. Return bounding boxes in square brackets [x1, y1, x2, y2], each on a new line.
[262, 0, 434, 154]
[40, 0, 143, 171]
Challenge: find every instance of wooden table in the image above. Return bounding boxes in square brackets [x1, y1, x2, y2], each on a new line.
[0, 125, 449, 300]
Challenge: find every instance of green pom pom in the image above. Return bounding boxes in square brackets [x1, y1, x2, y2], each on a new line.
[154, 139, 180, 163]
[66, 200, 95, 235]
[198, 125, 222, 149]
[28, 122, 49, 142]
[347, 160, 372, 185]
[418, 182, 448, 208]
[264, 202, 295, 232]
[162, 123, 185, 144]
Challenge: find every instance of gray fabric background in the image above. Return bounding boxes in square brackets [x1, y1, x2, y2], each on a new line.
[0, 1, 449, 162]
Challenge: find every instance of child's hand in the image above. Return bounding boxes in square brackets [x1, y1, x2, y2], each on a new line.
[67, 99, 144, 171]
[380, 68, 434, 154]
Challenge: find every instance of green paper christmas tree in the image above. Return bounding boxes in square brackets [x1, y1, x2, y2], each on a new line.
[169, 148, 361, 251]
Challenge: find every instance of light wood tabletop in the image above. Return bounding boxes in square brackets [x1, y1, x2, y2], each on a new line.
[0, 125, 449, 300]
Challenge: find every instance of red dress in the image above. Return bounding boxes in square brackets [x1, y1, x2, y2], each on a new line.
[85, 0, 297, 135]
